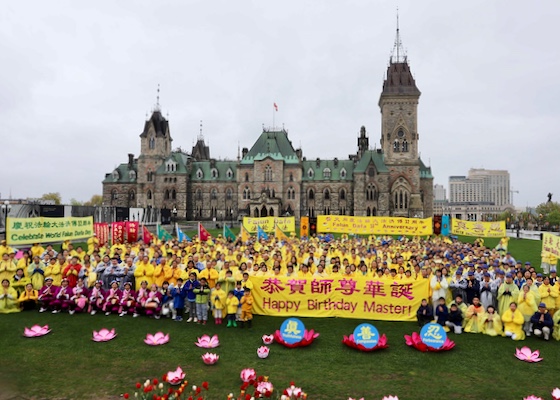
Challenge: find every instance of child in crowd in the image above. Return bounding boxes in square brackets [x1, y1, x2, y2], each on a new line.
[226, 290, 239, 328]
[119, 281, 136, 317]
[445, 303, 463, 334]
[103, 280, 122, 316]
[134, 280, 149, 317]
[184, 272, 199, 323]
[195, 277, 210, 325]
[482, 305, 503, 337]
[233, 281, 244, 321]
[88, 280, 105, 315]
[435, 297, 448, 327]
[170, 278, 186, 321]
[212, 282, 226, 325]
[416, 298, 433, 327]
[70, 278, 89, 314]
[144, 283, 162, 318]
[160, 281, 173, 318]
[18, 283, 38, 311]
[52, 278, 72, 314]
[240, 287, 254, 328]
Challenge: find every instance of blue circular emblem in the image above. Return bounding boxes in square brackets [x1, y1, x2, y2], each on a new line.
[353, 323, 379, 349]
[280, 317, 306, 345]
[420, 323, 447, 349]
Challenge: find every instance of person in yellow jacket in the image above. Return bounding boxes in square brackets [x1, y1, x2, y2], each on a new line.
[553, 308, 560, 340]
[0, 279, 20, 313]
[153, 259, 171, 288]
[87, 235, 99, 255]
[0, 240, 15, 258]
[240, 287, 254, 328]
[464, 297, 486, 334]
[11, 268, 30, 297]
[44, 258, 61, 286]
[16, 252, 30, 273]
[225, 290, 239, 328]
[167, 260, 182, 286]
[502, 302, 525, 340]
[212, 282, 227, 325]
[27, 256, 46, 290]
[200, 263, 219, 290]
[18, 282, 38, 311]
[517, 284, 537, 336]
[538, 277, 558, 316]
[482, 305, 503, 337]
[134, 257, 154, 289]
[0, 253, 17, 283]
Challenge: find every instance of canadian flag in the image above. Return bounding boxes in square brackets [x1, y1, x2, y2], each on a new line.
[274, 102, 278, 112]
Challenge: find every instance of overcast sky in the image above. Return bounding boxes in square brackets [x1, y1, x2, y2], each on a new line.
[1, 0, 558, 207]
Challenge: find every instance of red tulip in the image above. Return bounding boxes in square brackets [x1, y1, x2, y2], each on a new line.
[136, 383, 142, 389]
[153, 379, 159, 385]
[202, 381, 209, 390]
[124, 394, 129, 399]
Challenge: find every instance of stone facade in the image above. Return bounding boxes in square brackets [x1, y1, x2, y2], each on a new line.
[102, 57, 434, 220]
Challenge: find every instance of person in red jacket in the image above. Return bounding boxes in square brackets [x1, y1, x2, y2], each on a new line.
[62, 256, 82, 288]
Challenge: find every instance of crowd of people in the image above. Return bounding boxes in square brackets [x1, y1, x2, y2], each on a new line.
[0, 232, 559, 340]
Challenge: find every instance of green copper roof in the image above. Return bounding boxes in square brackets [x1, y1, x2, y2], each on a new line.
[353, 150, 389, 173]
[156, 152, 190, 174]
[240, 129, 300, 165]
[301, 159, 354, 181]
[419, 158, 433, 179]
[191, 160, 237, 181]
[103, 161, 138, 184]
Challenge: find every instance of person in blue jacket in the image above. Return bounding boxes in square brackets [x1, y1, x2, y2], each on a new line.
[171, 278, 186, 321]
[530, 302, 554, 340]
[416, 298, 433, 327]
[435, 297, 449, 327]
[183, 272, 200, 323]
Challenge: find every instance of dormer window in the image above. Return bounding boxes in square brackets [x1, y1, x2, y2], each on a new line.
[211, 168, 219, 179]
[340, 168, 347, 179]
[226, 168, 233, 179]
[165, 160, 177, 173]
[112, 170, 119, 181]
[196, 168, 203, 179]
[307, 168, 314, 178]
[323, 168, 331, 179]
[129, 170, 136, 181]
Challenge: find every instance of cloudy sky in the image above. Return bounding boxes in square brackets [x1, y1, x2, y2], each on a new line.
[1, 0, 558, 207]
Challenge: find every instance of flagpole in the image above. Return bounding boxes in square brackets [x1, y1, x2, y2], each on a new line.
[272, 104, 275, 130]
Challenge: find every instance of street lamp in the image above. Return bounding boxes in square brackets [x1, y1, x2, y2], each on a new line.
[1, 200, 11, 239]
[230, 209, 233, 228]
[172, 207, 178, 223]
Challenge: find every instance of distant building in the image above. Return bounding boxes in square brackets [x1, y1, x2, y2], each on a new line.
[102, 26, 434, 220]
[444, 169, 512, 221]
[433, 184, 446, 201]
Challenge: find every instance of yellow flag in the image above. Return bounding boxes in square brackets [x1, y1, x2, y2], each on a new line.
[275, 223, 289, 241]
[241, 224, 249, 243]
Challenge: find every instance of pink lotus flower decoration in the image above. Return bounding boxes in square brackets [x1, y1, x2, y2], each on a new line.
[342, 333, 389, 352]
[257, 346, 270, 359]
[515, 347, 543, 363]
[256, 381, 274, 396]
[382, 397, 399, 400]
[144, 332, 169, 346]
[92, 328, 117, 342]
[166, 366, 185, 385]
[262, 334, 274, 345]
[552, 388, 560, 400]
[240, 368, 256, 383]
[285, 386, 303, 398]
[201, 352, 219, 365]
[195, 334, 220, 348]
[523, 396, 543, 400]
[273, 329, 319, 348]
[404, 332, 455, 352]
[23, 325, 51, 338]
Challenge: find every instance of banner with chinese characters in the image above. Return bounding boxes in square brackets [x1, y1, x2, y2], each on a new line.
[249, 276, 429, 322]
[125, 221, 139, 242]
[542, 233, 560, 257]
[451, 218, 506, 238]
[94, 223, 109, 246]
[6, 217, 94, 246]
[317, 215, 433, 236]
[242, 217, 295, 233]
[111, 222, 125, 244]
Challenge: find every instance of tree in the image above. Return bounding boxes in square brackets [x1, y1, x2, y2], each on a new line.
[69, 198, 83, 206]
[535, 202, 560, 230]
[41, 192, 61, 205]
[84, 194, 103, 207]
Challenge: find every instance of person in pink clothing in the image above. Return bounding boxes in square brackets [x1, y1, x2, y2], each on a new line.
[69, 278, 89, 314]
[88, 280, 105, 315]
[118, 281, 136, 317]
[51, 278, 72, 314]
[38, 277, 58, 312]
[103, 280, 122, 315]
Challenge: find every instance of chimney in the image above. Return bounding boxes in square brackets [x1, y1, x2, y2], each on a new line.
[295, 148, 302, 160]
[242, 147, 249, 158]
[128, 153, 134, 168]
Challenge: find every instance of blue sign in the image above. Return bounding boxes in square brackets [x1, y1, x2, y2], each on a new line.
[420, 323, 447, 349]
[353, 323, 379, 349]
[280, 317, 305, 345]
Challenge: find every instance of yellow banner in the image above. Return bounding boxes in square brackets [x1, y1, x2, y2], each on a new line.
[243, 217, 295, 233]
[317, 215, 433, 235]
[451, 219, 506, 238]
[542, 233, 560, 257]
[250, 276, 429, 321]
[6, 217, 94, 246]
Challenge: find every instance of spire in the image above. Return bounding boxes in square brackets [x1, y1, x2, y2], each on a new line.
[390, 8, 406, 64]
[154, 84, 161, 112]
[198, 120, 204, 141]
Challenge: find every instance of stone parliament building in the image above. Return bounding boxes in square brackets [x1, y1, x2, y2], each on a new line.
[102, 37, 434, 221]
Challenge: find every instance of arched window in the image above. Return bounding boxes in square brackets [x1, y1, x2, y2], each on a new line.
[402, 139, 409, 152]
[196, 189, 202, 201]
[393, 188, 410, 210]
[307, 168, 314, 178]
[340, 188, 346, 201]
[147, 190, 152, 200]
[226, 188, 233, 200]
[164, 189, 170, 200]
[196, 169, 203, 179]
[366, 184, 376, 201]
[340, 168, 347, 179]
[226, 168, 233, 179]
[211, 189, 217, 200]
[243, 187, 250, 200]
[264, 165, 272, 181]
[149, 137, 155, 149]
[111, 189, 118, 200]
[324, 189, 330, 200]
[287, 187, 295, 200]
[289, 173, 293, 181]
[147, 171, 154, 182]
[254, 208, 259, 217]
[308, 189, 315, 200]
[171, 189, 177, 200]
[211, 168, 218, 179]
[129, 190, 135, 200]
[245, 172, 249, 182]
[112, 170, 119, 181]
[323, 168, 331, 179]
[129, 170, 136, 181]
[269, 208, 274, 217]
[393, 140, 400, 152]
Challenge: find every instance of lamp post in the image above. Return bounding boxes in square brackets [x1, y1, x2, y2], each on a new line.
[1, 201, 11, 240]
[172, 207, 178, 223]
[230, 209, 233, 228]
